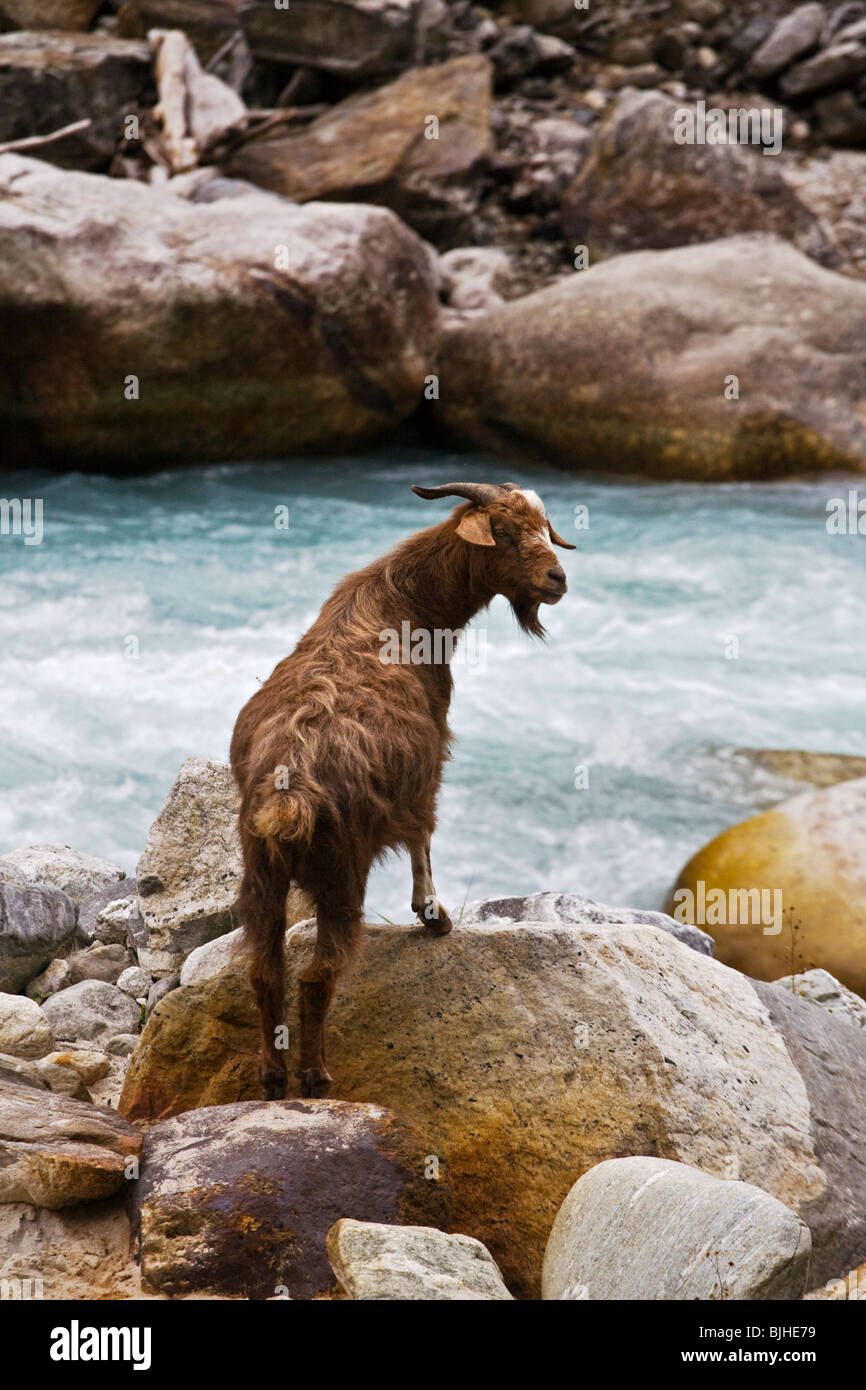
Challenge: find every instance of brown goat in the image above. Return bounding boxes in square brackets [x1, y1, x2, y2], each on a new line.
[230, 481, 575, 1099]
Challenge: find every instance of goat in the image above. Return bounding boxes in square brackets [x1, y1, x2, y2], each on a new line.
[230, 480, 575, 1099]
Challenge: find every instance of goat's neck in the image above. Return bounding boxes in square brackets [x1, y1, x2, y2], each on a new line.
[387, 520, 493, 633]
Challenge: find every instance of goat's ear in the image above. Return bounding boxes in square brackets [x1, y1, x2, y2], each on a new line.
[456, 509, 496, 547]
[548, 521, 576, 550]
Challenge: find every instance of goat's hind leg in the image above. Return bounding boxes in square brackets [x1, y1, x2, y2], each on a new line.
[410, 838, 453, 935]
[239, 836, 292, 1101]
[297, 871, 364, 1098]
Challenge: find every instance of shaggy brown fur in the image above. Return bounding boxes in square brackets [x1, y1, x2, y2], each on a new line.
[230, 482, 574, 1098]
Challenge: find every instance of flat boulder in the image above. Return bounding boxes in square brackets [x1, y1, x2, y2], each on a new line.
[436, 234, 866, 478]
[226, 55, 492, 244]
[327, 1218, 513, 1299]
[120, 917, 866, 1297]
[0, 156, 440, 468]
[42, 980, 141, 1045]
[0, 880, 76, 993]
[130, 1099, 451, 1299]
[0, 844, 124, 907]
[667, 777, 866, 995]
[0, 1074, 141, 1207]
[460, 889, 713, 955]
[0, 32, 153, 171]
[542, 1157, 812, 1300]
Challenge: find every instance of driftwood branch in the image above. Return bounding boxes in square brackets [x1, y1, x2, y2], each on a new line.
[0, 118, 91, 156]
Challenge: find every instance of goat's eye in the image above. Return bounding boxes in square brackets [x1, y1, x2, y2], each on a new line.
[491, 524, 508, 541]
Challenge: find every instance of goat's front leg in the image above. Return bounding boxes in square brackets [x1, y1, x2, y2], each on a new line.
[410, 839, 453, 935]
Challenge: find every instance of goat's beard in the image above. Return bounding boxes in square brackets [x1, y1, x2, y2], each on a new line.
[511, 590, 547, 639]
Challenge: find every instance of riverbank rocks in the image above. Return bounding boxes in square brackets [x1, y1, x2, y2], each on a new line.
[0, 845, 124, 908]
[327, 1219, 513, 1300]
[0, 881, 76, 993]
[0, 155, 440, 468]
[0, 994, 54, 1059]
[542, 1157, 812, 1300]
[0, 1074, 142, 1207]
[667, 776, 866, 995]
[42, 980, 141, 1045]
[734, 748, 866, 789]
[238, 0, 421, 80]
[435, 234, 866, 479]
[120, 917, 866, 1297]
[460, 889, 713, 955]
[0, 32, 154, 171]
[132, 758, 240, 975]
[561, 88, 842, 272]
[773, 969, 866, 1030]
[225, 55, 492, 244]
[130, 1099, 451, 1299]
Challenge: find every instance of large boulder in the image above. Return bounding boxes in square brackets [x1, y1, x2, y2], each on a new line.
[0, 880, 76, 994]
[0, 33, 153, 171]
[42, 980, 141, 1045]
[0, 844, 124, 907]
[460, 889, 713, 955]
[0, 994, 54, 1059]
[238, 0, 421, 80]
[327, 1218, 513, 1300]
[0, 156, 440, 468]
[435, 234, 866, 479]
[0, 1074, 142, 1207]
[120, 918, 866, 1297]
[226, 55, 492, 245]
[130, 1099, 451, 1298]
[542, 1157, 812, 1301]
[561, 88, 842, 271]
[667, 777, 866, 995]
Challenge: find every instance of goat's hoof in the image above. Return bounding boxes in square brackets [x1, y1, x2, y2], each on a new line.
[422, 903, 454, 936]
[296, 1067, 332, 1099]
[261, 1067, 287, 1101]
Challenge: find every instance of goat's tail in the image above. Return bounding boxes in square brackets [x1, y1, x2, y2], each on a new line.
[247, 768, 325, 851]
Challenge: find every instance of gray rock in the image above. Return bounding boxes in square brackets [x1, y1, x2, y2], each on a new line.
[781, 38, 866, 96]
[0, 32, 153, 171]
[106, 1033, 139, 1057]
[76, 880, 137, 947]
[67, 944, 136, 987]
[542, 1157, 812, 1300]
[0, 880, 77, 993]
[327, 1219, 513, 1299]
[460, 890, 714, 956]
[770, 969, 866, 1030]
[748, 4, 826, 79]
[116, 966, 152, 999]
[25, 958, 70, 1002]
[42, 980, 141, 1044]
[0, 1051, 90, 1101]
[0, 1073, 141, 1207]
[0, 845, 124, 908]
[238, 0, 421, 80]
[0, 994, 55, 1060]
[145, 974, 180, 1018]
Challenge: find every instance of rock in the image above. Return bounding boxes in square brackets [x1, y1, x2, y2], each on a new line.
[0, 32, 153, 171]
[117, 966, 152, 999]
[435, 234, 866, 479]
[785, 151, 866, 279]
[130, 1099, 451, 1298]
[0, 155, 440, 468]
[667, 777, 866, 995]
[131, 2, 240, 61]
[0, 845, 124, 908]
[0, 0, 103, 28]
[440, 246, 511, 315]
[327, 1218, 513, 1299]
[805, 1259, 866, 1299]
[748, 4, 826, 80]
[487, 25, 575, 88]
[119, 917, 866, 1297]
[45, 1050, 110, 1085]
[42, 980, 141, 1044]
[771, 969, 866, 1029]
[0, 1051, 90, 1101]
[561, 88, 841, 271]
[506, 115, 591, 210]
[225, 56, 492, 246]
[25, 958, 70, 1002]
[106, 1033, 139, 1057]
[460, 890, 714, 956]
[145, 974, 179, 1017]
[0, 881, 76, 993]
[781, 38, 866, 96]
[812, 89, 866, 144]
[0, 1074, 142, 1206]
[0, 1197, 142, 1300]
[734, 747, 866, 788]
[0, 994, 54, 1060]
[179, 928, 242, 987]
[542, 1157, 812, 1300]
[238, 0, 420, 80]
[150, 27, 246, 173]
[67, 943, 136, 986]
[76, 881, 137, 947]
[133, 758, 241, 976]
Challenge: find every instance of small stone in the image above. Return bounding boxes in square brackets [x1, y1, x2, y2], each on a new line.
[117, 966, 152, 999]
[106, 1033, 139, 1057]
[42, 980, 141, 1044]
[0, 993, 55, 1059]
[26, 958, 70, 1002]
[748, 4, 826, 81]
[94, 897, 135, 946]
[327, 1219, 514, 1300]
[45, 1050, 111, 1085]
[67, 943, 135, 986]
[145, 974, 179, 1017]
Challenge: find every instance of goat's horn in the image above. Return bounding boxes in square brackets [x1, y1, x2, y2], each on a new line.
[411, 483, 508, 506]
